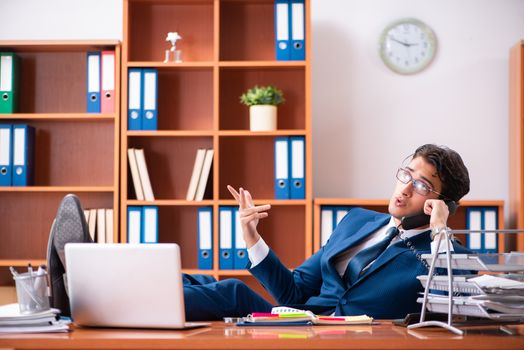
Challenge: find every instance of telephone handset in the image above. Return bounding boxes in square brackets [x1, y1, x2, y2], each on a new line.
[400, 200, 457, 230]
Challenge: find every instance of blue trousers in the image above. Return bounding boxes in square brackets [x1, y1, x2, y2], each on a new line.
[183, 274, 273, 321]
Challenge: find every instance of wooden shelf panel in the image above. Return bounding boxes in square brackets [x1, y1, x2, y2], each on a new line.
[128, 137, 213, 200]
[0, 186, 114, 192]
[128, 61, 214, 68]
[220, 0, 275, 61]
[0, 113, 115, 120]
[0, 40, 118, 52]
[219, 61, 307, 68]
[0, 260, 47, 267]
[126, 0, 214, 62]
[0, 192, 114, 261]
[219, 67, 306, 130]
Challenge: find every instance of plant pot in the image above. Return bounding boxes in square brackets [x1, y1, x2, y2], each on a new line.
[249, 105, 277, 131]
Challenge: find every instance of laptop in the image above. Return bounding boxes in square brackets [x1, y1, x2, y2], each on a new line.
[65, 243, 209, 329]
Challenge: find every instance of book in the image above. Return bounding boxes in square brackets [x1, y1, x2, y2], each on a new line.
[128, 148, 144, 200]
[134, 148, 155, 201]
[105, 208, 114, 243]
[97, 208, 106, 244]
[88, 208, 97, 242]
[194, 149, 214, 201]
[186, 148, 207, 201]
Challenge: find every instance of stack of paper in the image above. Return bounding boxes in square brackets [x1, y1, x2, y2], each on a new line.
[418, 273, 524, 321]
[238, 306, 373, 326]
[0, 303, 70, 333]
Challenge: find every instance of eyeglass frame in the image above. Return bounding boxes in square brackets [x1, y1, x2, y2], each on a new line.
[395, 167, 449, 199]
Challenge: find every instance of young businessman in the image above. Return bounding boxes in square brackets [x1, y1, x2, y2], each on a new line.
[48, 144, 470, 320]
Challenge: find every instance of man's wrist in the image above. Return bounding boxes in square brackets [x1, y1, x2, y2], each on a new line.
[431, 226, 451, 240]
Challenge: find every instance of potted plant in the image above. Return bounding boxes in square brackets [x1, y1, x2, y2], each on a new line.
[240, 85, 285, 131]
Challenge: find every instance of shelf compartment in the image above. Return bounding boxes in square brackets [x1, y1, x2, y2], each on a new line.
[127, 136, 213, 200]
[220, 0, 275, 61]
[153, 68, 214, 130]
[12, 120, 115, 186]
[2, 50, 113, 113]
[126, 0, 214, 62]
[0, 192, 114, 261]
[219, 67, 305, 130]
[219, 136, 277, 199]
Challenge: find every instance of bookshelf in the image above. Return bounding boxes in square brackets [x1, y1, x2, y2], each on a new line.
[121, 0, 311, 302]
[509, 41, 524, 251]
[0, 40, 121, 288]
[313, 199, 505, 253]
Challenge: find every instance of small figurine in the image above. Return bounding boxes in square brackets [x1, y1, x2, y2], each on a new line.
[164, 32, 183, 63]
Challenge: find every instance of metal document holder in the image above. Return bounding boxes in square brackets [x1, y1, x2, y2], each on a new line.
[408, 229, 524, 335]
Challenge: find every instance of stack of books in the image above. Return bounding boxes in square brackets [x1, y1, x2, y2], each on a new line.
[186, 148, 214, 201]
[83, 208, 114, 243]
[128, 148, 155, 201]
[0, 303, 70, 333]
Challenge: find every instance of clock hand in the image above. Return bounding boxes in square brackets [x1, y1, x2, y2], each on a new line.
[389, 37, 409, 47]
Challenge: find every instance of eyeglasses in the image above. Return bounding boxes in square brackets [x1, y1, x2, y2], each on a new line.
[396, 168, 445, 197]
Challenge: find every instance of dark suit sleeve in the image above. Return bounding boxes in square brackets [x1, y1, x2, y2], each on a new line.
[249, 247, 325, 305]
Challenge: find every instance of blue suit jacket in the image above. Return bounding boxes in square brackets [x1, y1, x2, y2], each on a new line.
[250, 207, 470, 319]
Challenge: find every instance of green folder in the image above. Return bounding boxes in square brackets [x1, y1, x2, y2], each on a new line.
[0, 52, 20, 114]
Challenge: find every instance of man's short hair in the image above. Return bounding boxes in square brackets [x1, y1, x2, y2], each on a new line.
[413, 144, 470, 203]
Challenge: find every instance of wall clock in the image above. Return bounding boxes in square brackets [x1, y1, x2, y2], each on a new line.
[379, 18, 437, 74]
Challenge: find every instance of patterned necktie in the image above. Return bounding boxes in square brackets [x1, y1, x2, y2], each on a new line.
[344, 226, 399, 285]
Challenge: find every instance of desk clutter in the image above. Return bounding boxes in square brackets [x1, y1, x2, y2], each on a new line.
[0, 265, 70, 333]
[417, 252, 524, 322]
[235, 306, 373, 326]
[0, 303, 69, 333]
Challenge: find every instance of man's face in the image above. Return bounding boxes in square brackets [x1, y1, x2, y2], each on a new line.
[388, 156, 443, 224]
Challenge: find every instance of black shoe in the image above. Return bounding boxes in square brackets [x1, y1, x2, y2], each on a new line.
[46, 194, 92, 317]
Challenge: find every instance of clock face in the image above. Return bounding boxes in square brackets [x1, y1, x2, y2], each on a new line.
[379, 18, 437, 74]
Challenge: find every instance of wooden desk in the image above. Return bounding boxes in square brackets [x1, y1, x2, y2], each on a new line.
[0, 321, 523, 349]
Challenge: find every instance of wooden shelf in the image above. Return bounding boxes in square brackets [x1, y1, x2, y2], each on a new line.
[121, 0, 312, 287]
[0, 41, 121, 280]
[313, 198, 506, 253]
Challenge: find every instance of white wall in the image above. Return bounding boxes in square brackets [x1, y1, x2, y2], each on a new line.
[1, 0, 523, 213]
[311, 0, 524, 209]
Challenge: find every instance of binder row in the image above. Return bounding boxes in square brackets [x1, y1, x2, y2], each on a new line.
[0, 124, 35, 186]
[466, 207, 498, 253]
[197, 206, 249, 270]
[84, 208, 114, 244]
[320, 206, 350, 247]
[86, 51, 116, 113]
[274, 136, 305, 199]
[0, 52, 19, 114]
[127, 68, 158, 130]
[219, 206, 249, 270]
[274, 0, 306, 61]
[127, 206, 159, 244]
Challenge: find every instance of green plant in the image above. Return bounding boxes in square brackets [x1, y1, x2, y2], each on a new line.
[240, 85, 285, 106]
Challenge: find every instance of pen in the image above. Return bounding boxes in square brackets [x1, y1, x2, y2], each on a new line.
[317, 317, 346, 321]
[251, 313, 278, 318]
[28, 263, 33, 277]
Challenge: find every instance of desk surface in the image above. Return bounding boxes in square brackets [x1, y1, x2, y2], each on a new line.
[0, 321, 523, 350]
